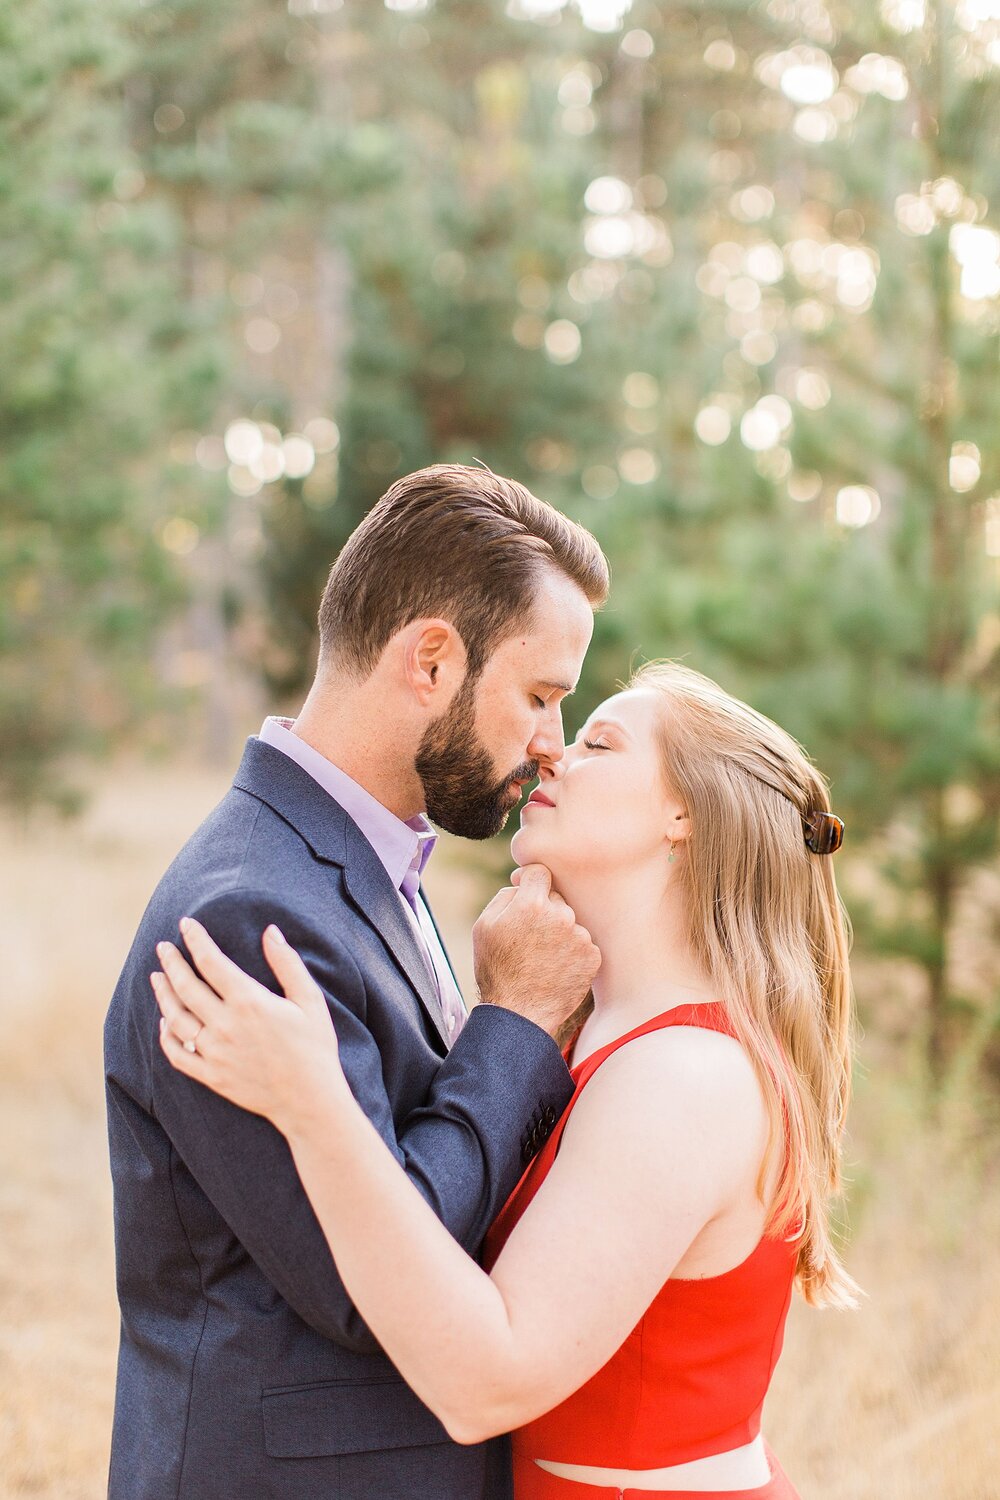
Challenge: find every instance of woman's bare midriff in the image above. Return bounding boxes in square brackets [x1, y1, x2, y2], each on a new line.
[534, 1434, 771, 1492]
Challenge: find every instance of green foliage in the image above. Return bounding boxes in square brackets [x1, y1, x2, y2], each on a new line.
[5, 0, 998, 1077]
[0, 0, 230, 804]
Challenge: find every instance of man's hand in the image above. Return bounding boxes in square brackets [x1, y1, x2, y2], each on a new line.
[472, 865, 601, 1039]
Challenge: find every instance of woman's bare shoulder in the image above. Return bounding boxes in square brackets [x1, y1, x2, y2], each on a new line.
[592, 1016, 758, 1083]
[563, 1020, 768, 1168]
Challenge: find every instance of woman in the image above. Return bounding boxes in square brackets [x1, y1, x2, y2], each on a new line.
[153, 661, 858, 1499]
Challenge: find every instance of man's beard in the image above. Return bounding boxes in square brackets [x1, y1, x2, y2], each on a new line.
[415, 674, 537, 840]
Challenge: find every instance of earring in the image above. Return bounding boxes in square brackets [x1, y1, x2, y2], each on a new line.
[668, 840, 675, 864]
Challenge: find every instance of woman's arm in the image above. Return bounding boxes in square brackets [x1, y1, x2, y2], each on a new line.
[155, 920, 767, 1443]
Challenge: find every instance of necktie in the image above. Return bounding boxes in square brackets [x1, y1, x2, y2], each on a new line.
[400, 860, 467, 1042]
[400, 865, 421, 908]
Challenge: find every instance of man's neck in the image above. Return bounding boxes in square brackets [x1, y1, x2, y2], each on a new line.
[290, 681, 426, 822]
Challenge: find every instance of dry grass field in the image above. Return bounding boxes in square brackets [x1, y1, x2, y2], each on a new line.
[1, 759, 998, 1499]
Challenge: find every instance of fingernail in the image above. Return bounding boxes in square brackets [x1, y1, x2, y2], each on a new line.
[159, 1016, 165, 1030]
[156, 942, 167, 960]
[266, 925, 286, 945]
[179, 917, 192, 935]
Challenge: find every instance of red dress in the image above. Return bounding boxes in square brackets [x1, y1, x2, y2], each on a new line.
[483, 1003, 801, 1500]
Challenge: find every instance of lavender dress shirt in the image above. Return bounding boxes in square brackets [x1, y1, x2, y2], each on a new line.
[258, 716, 468, 1041]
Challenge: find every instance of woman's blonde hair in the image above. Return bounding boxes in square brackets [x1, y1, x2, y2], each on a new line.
[631, 660, 858, 1308]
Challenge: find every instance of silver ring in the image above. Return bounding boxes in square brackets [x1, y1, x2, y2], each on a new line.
[183, 1026, 203, 1055]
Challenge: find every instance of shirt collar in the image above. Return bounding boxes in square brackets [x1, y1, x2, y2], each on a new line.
[258, 716, 437, 893]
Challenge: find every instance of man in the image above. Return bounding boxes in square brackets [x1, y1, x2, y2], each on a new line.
[104, 464, 609, 1500]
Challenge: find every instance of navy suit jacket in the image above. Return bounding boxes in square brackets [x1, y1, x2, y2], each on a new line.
[104, 738, 574, 1500]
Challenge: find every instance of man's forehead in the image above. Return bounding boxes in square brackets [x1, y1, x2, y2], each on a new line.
[504, 629, 584, 691]
[524, 570, 594, 657]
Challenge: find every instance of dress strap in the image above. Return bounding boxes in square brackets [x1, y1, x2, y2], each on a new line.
[567, 1000, 734, 1085]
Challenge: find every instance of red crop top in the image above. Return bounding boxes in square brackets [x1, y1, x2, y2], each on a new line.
[482, 1002, 799, 1470]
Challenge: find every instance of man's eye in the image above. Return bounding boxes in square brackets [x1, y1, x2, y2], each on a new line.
[583, 739, 611, 751]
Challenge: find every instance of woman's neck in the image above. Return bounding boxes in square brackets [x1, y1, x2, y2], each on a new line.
[556, 864, 716, 1034]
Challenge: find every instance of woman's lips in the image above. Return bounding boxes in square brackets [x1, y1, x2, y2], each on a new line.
[526, 790, 555, 808]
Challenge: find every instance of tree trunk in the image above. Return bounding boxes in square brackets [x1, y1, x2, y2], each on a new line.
[924, 787, 955, 1086]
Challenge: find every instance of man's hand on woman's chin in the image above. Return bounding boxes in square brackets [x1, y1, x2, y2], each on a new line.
[472, 862, 601, 1040]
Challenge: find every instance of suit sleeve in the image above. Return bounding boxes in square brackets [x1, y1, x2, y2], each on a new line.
[149, 888, 574, 1353]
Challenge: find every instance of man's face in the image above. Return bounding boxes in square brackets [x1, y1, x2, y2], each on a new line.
[415, 569, 595, 839]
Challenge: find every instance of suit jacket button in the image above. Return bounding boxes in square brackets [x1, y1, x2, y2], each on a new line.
[544, 1105, 557, 1125]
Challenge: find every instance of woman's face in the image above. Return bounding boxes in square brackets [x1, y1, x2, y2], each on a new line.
[510, 687, 682, 886]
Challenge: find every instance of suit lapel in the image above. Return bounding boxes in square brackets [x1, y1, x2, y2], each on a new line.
[340, 821, 452, 1050]
[233, 737, 451, 1050]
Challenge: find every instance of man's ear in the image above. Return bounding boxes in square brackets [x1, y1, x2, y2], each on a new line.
[404, 619, 466, 706]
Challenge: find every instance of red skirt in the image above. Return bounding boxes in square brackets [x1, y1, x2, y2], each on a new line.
[513, 1441, 800, 1500]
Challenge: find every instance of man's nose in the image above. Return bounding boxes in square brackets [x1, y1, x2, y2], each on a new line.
[528, 714, 565, 773]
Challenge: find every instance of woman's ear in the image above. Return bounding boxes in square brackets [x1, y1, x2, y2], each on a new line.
[665, 805, 691, 845]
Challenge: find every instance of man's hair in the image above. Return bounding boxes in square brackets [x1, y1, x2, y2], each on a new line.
[317, 464, 610, 679]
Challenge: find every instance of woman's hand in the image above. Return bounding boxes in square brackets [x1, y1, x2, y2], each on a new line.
[151, 918, 349, 1133]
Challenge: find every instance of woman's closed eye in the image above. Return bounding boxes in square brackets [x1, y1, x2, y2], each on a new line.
[583, 738, 611, 751]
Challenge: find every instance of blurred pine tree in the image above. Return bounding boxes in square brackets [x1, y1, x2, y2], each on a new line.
[0, 0, 228, 805]
[4, 0, 997, 1079]
[580, 0, 1000, 1080]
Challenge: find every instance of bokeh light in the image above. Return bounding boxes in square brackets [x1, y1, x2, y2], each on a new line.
[544, 319, 582, 363]
[618, 447, 659, 483]
[836, 484, 882, 527]
[694, 405, 732, 446]
[950, 441, 982, 491]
